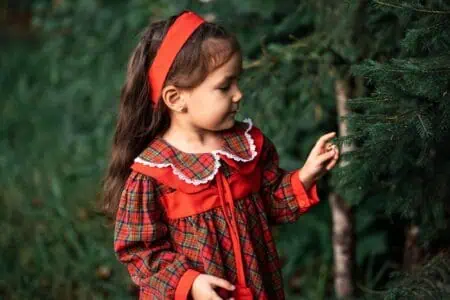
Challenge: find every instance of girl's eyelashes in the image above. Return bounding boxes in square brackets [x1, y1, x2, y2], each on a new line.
[217, 76, 241, 92]
[218, 84, 231, 91]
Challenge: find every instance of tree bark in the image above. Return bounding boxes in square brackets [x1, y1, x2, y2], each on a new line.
[330, 79, 355, 298]
[402, 224, 422, 271]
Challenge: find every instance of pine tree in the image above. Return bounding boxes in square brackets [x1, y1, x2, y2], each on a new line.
[343, 0, 450, 296]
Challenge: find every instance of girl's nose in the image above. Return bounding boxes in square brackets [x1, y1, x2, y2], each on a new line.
[232, 87, 243, 103]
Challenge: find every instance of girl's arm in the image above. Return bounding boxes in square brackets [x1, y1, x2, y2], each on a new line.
[114, 171, 200, 299]
[260, 136, 320, 225]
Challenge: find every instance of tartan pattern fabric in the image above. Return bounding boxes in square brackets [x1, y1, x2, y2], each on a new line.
[136, 120, 253, 183]
[138, 143, 217, 182]
[260, 136, 316, 225]
[114, 120, 320, 299]
[114, 173, 197, 300]
[220, 121, 255, 160]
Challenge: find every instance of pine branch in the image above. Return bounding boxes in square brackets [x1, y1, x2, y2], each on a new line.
[373, 0, 450, 14]
[384, 251, 450, 299]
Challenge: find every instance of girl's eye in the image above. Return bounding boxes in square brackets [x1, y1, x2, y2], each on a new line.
[219, 85, 230, 91]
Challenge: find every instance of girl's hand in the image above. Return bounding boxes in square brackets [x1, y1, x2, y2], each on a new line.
[299, 132, 339, 188]
[191, 274, 236, 300]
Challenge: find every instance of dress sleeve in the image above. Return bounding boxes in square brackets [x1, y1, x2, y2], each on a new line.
[114, 171, 201, 300]
[260, 135, 320, 225]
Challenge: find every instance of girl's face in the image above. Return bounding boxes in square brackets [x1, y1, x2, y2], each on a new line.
[184, 51, 243, 131]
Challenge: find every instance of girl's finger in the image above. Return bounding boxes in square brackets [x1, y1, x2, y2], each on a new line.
[313, 132, 336, 154]
[208, 276, 235, 291]
[326, 157, 337, 170]
[327, 147, 340, 169]
[320, 142, 333, 154]
[317, 148, 336, 164]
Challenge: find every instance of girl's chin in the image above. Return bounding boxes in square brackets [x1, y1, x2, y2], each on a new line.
[226, 115, 237, 125]
[202, 116, 236, 131]
[215, 118, 236, 131]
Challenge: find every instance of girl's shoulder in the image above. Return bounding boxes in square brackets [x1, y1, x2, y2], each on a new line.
[129, 118, 271, 191]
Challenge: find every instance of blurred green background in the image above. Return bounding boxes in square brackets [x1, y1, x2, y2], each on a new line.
[2, 0, 450, 299]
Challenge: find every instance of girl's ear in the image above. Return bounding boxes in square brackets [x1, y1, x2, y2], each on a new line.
[161, 85, 186, 112]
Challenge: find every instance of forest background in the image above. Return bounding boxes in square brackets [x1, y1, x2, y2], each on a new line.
[2, 0, 450, 299]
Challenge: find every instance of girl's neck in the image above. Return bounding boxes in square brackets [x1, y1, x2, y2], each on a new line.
[161, 119, 224, 154]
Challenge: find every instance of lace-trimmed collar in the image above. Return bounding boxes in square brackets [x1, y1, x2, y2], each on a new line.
[134, 118, 258, 185]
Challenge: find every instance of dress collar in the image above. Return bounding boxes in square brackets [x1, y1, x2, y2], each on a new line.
[133, 118, 258, 186]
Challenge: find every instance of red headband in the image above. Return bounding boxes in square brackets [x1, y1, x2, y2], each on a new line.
[148, 11, 205, 104]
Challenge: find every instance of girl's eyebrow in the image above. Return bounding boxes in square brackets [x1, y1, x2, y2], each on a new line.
[222, 75, 237, 81]
[214, 65, 244, 87]
[216, 74, 238, 87]
[214, 77, 232, 88]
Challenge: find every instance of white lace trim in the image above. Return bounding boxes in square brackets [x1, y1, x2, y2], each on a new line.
[133, 118, 258, 186]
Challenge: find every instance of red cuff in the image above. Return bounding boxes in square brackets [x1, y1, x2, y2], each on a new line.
[175, 269, 201, 300]
[290, 170, 320, 210]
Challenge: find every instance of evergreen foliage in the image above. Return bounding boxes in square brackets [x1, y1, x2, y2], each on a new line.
[1, 0, 449, 298]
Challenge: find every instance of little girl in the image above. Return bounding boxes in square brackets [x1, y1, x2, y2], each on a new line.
[102, 10, 339, 300]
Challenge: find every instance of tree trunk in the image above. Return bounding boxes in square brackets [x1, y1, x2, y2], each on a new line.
[330, 79, 355, 298]
[402, 224, 422, 271]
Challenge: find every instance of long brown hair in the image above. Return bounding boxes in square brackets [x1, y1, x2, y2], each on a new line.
[100, 11, 241, 221]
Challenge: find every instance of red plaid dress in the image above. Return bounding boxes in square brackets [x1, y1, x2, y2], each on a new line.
[114, 119, 320, 300]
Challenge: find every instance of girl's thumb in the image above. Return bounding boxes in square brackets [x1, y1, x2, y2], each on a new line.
[209, 276, 236, 291]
